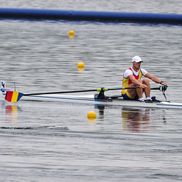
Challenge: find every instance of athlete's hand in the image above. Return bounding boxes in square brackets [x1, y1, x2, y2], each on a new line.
[160, 81, 168, 86]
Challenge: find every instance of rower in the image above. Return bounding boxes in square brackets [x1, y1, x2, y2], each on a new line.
[122, 56, 168, 102]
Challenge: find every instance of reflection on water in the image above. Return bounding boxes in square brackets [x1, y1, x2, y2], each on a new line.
[121, 107, 151, 132]
[94, 104, 168, 132]
[0, 101, 21, 125]
[94, 104, 105, 118]
[94, 104, 151, 132]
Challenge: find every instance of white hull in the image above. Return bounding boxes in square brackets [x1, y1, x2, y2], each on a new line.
[20, 94, 182, 109]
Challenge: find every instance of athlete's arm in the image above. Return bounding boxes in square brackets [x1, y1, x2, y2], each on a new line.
[145, 73, 167, 86]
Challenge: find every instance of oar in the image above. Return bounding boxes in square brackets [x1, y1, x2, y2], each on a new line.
[4, 86, 164, 103]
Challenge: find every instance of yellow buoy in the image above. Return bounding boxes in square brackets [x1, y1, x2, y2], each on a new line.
[77, 61, 85, 70]
[68, 30, 75, 38]
[87, 111, 97, 120]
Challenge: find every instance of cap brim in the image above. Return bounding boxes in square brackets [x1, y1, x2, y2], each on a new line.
[132, 60, 143, 63]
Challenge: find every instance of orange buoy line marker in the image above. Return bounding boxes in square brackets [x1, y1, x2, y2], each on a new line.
[87, 111, 97, 120]
[68, 30, 75, 38]
[77, 61, 85, 69]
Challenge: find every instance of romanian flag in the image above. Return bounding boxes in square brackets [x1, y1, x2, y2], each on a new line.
[5, 91, 23, 103]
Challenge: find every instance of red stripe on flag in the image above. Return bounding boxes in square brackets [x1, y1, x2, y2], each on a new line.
[5, 91, 13, 102]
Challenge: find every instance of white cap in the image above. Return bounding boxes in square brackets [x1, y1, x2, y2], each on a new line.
[132, 56, 143, 63]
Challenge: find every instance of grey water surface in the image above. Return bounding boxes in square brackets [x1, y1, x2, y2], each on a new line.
[0, 0, 182, 181]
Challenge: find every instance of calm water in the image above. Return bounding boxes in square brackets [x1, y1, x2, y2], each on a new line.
[0, 1, 182, 182]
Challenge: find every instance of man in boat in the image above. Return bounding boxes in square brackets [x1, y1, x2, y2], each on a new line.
[122, 56, 167, 102]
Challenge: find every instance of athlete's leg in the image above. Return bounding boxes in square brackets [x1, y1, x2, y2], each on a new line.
[142, 78, 151, 98]
[126, 83, 143, 99]
[135, 80, 144, 99]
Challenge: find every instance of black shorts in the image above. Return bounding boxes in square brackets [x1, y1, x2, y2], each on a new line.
[122, 94, 138, 100]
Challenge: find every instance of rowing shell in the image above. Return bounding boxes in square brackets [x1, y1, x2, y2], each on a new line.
[18, 93, 182, 109]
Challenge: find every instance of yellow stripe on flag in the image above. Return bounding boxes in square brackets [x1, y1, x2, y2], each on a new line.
[11, 91, 19, 103]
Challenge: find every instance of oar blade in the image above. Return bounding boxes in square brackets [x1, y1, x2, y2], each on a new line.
[5, 91, 24, 103]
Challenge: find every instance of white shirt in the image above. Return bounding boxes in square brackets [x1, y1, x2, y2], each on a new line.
[123, 67, 148, 78]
